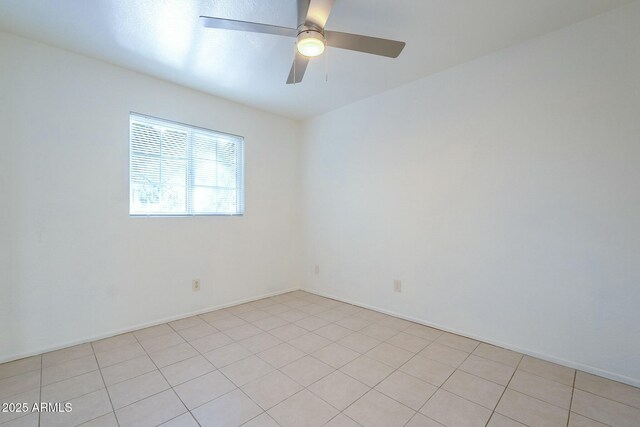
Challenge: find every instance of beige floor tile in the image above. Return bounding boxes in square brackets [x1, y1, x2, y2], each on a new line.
[173, 370, 236, 410]
[43, 343, 94, 367]
[280, 355, 335, 387]
[149, 342, 198, 368]
[308, 370, 369, 410]
[95, 343, 146, 368]
[315, 309, 349, 323]
[80, 412, 119, 426]
[108, 370, 169, 409]
[248, 299, 276, 309]
[399, 355, 455, 387]
[314, 324, 353, 341]
[360, 324, 399, 341]
[92, 334, 137, 354]
[169, 316, 205, 331]
[518, 356, 575, 386]
[263, 303, 291, 316]
[405, 413, 446, 427]
[375, 370, 437, 410]
[268, 389, 339, 427]
[472, 344, 522, 368]
[345, 389, 415, 427]
[41, 388, 113, 427]
[257, 343, 305, 369]
[376, 316, 413, 331]
[335, 316, 370, 331]
[237, 332, 283, 354]
[298, 304, 329, 316]
[0, 356, 41, 381]
[0, 388, 40, 425]
[251, 315, 289, 331]
[140, 332, 186, 353]
[435, 333, 479, 353]
[100, 355, 156, 386]
[404, 324, 444, 341]
[269, 324, 308, 341]
[459, 355, 515, 386]
[386, 331, 431, 353]
[496, 389, 568, 427]
[241, 412, 279, 427]
[442, 370, 504, 409]
[158, 412, 200, 427]
[324, 413, 362, 427]
[188, 332, 233, 353]
[277, 310, 309, 323]
[0, 370, 41, 399]
[220, 355, 274, 386]
[177, 323, 218, 342]
[294, 316, 330, 331]
[192, 389, 263, 427]
[568, 412, 609, 427]
[337, 332, 381, 354]
[160, 355, 215, 386]
[419, 342, 470, 368]
[421, 389, 491, 427]
[340, 355, 395, 387]
[312, 343, 360, 369]
[224, 324, 263, 341]
[288, 333, 332, 353]
[236, 309, 271, 323]
[487, 413, 527, 427]
[41, 370, 104, 402]
[242, 370, 303, 410]
[571, 389, 640, 427]
[509, 370, 573, 409]
[204, 343, 252, 368]
[115, 389, 186, 427]
[133, 324, 174, 342]
[1, 413, 39, 427]
[226, 303, 256, 315]
[42, 354, 98, 386]
[207, 315, 247, 331]
[199, 310, 231, 324]
[365, 342, 413, 368]
[575, 371, 640, 409]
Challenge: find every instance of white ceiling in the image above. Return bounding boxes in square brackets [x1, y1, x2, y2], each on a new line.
[0, 0, 632, 119]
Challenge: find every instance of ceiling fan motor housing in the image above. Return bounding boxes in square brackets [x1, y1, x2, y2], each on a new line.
[296, 28, 326, 57]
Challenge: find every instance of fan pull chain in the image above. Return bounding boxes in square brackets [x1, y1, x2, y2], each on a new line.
[325, 45, 329, 82]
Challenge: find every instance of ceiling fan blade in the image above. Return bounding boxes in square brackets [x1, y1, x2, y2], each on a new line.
[297, 0, 311, 27]
[200, 16, 297, 38]
[325, 31, 406, 58]
[305, 0, 335, 29]
[286, 52, 310, 84]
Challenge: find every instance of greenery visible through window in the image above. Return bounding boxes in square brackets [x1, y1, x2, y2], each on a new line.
[129, 113, 244, 216]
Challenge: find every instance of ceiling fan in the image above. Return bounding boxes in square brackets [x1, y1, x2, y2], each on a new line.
[200, 0, 406, 84]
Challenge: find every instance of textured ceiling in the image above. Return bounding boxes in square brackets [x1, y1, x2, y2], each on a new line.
[0, 0, 632, 119]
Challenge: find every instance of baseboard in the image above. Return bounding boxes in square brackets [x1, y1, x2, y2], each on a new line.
[304, 288, 640, 388]
[0, 287, 301, 365]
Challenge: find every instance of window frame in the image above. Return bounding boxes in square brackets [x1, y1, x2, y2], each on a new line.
[128, 112, 245, 217]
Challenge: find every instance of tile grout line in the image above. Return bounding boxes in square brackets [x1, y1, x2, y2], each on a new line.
[90, 343, 121, 427]
[486, 349, 524, 427]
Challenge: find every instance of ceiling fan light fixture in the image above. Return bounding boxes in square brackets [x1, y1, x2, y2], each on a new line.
[296, 30, 325, 57]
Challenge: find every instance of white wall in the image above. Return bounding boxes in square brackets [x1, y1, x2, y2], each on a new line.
[301, 2, 640, 386]
[0, 32, 302, 362]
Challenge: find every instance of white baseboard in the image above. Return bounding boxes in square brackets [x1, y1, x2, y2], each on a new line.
[304, 288, 640, 388]
[0, 287, 301, 365]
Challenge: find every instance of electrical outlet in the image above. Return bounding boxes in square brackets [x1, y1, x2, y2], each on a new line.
[314, 265, 320, 275]
[393, 280, 402, 293]
[192, 279, 201, 292]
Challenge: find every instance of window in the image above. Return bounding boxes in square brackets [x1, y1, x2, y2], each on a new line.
[129, 113, 244, 216]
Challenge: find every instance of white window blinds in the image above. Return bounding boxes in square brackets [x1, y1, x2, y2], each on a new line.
[129, 113, 244, 216]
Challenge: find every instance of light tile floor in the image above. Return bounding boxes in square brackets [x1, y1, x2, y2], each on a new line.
[1, 290, 639, 427]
